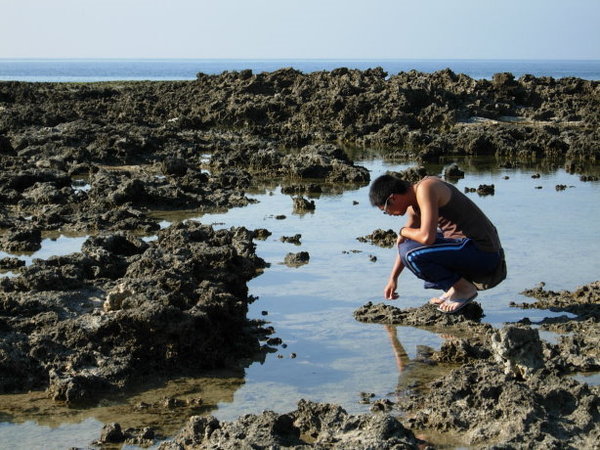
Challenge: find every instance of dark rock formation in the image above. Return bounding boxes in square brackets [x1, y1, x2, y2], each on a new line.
[357, 229, 398, 248]
[284, 251, 310, 267]
[0, 221, 268, 404]
[159, 399, 424, 449]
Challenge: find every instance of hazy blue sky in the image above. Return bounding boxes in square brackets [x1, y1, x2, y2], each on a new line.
[1, 0, 599, 59]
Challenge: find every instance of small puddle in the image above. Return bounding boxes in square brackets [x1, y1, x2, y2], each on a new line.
[0, 234, 88, 274]
[0, 369, 246, 449]
[0, 270, 18, 278]
[71, 179, 91, 192]
[536, 328, 565, 346]
[571, 371, 600, 386]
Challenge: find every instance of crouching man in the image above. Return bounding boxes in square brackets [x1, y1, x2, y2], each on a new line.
[369, 174, 506, 313]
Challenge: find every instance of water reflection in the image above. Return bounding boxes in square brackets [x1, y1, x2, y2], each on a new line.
[0, 369, 246, 449]
[384, 325, 454, 402]
[0, 234, 88, 274]
[71, 179, 91, 192]
[386, 324, 411, 374]
[571, 371, 600, 386]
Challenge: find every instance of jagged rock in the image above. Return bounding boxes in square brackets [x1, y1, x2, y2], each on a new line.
[491, 325, 545, 378]
[443, 163, 465, 180]
[357, 228, 397, 248]
[284, 251, 310, 267]
[292, 196, 315, 213]
[0, 221, 268, 404]
[280, 234, 302, 245]
[0, 228, 42, 252]
[160, 400, 424, 449]
[99, 423, 125, 443]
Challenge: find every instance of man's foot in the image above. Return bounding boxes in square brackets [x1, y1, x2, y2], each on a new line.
[447, 278, 477, 301]
[429, 291, 450, 305]
[437, 278, 478, 313]
[437, 293, 478, 314]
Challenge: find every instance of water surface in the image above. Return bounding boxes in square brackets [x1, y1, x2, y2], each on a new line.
[1, 59, 599, 82]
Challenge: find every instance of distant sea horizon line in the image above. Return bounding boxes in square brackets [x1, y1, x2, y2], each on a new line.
[1, 58, 599, 82]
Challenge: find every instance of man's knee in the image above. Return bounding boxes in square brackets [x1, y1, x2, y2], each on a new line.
[399, 239, 422, 265]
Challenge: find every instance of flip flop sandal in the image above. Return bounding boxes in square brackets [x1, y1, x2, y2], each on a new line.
[429, 292, 450, 305]
[437, 293, 478, 314]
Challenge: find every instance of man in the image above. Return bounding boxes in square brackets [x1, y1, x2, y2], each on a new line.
[369, 174, 506, 313]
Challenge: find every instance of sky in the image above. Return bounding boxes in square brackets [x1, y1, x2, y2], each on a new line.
[1, 0, 599, 60]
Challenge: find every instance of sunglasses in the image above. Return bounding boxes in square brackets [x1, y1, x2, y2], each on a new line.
[383, 194, 393, 214]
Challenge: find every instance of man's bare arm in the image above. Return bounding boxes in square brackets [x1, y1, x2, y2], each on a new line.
[400, 179, 448, 245]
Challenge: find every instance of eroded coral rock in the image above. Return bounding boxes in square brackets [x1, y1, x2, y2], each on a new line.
[491, 325, 545, 378]
[160, 400, 423, 449]
[292, 196, 315, 213]
[103, 283, 134, 312]
[357, 228, 397, 248]
[0, 228, 42, 252]
[0, 221, 267, 404]
[354, 301, 487, 329]
[284, 251, 310, 267]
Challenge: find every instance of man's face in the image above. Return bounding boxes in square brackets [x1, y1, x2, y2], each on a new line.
[380, 193, 409, 216]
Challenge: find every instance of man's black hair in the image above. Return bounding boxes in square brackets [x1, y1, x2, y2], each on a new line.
[369, 174, 411, 207]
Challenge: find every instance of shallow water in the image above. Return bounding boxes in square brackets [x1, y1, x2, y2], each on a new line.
[0, 234, 87, 271]
[1, 157, 599, 448]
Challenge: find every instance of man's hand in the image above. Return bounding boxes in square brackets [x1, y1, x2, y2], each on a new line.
[384, 279, 399, 300]
[396, 232, 405, 246]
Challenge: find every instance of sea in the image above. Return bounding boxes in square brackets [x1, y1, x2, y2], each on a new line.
[0, 58, 599, 82]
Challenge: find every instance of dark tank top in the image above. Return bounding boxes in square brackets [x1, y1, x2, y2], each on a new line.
[419, 177, 502, 253]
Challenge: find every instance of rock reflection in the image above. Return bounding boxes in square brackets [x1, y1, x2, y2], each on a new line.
[0, 368, 247, 441]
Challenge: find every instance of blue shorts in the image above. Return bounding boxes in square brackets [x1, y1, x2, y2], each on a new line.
[399, 235, 500, 291]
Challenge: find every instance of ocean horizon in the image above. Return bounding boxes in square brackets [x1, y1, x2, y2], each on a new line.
[1, 58, 599, 82]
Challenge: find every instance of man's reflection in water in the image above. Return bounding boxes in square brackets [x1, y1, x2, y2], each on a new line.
[384, 326, 460, 449]
[385, 324, 411, 373]
[384, 325, 437, 449]
[384, 324, 446, 398]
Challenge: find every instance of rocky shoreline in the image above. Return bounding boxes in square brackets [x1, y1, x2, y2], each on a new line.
[1, 69, 599, 448]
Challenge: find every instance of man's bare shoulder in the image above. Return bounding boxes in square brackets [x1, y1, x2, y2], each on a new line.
[418, 176, 446, 192]
[420, 175, 443, 185]
[418, 177, 451, 203]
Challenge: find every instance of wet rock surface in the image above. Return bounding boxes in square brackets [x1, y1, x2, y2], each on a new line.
[354, 301, 488, 331]
[515, 281, 600, 373]
[292, 196, 315, 214]
[466, 183, 495, 196]
[284, 251, 310, 267]
[280, 233, 302, 245]
[93, 422, 158, 447]
[401, 362, 599, 449]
